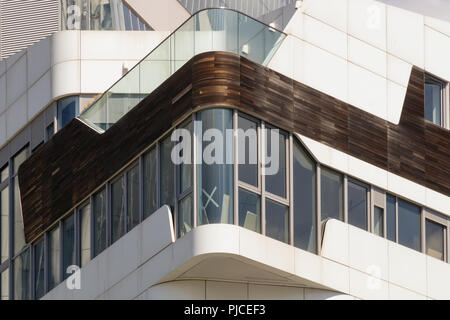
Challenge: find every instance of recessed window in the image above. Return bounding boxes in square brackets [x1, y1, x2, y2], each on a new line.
[425, 74, 447, 127]
[426, 219, 446, 261]
[127, 165, 140, 231]
[374, 206, 384, 237]
[93, 189, 107, 257]
[111, 176, 125, 243]
[80, 203, 91, 267]
[321, 168, 343, 222]
[347, 181, 368, 230]
[48, 227, 60, 291]
[0, 166, 8, 183]
[57, 96, 79, 130]
[386, 194, 396, 242]
[398, 199, 421, 252]
[63, 215, 76, 279]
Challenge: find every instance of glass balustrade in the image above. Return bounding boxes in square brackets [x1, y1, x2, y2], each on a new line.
[78, 8, 286, 131]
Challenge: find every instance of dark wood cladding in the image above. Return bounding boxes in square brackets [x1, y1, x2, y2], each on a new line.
[19, 51, 450, 243]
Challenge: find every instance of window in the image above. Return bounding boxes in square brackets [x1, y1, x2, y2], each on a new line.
[398, 199, 421, 252]
[425, 74, 446, 127]
[347, 181, 368, 230]
[178, 195, 192, 237]
[13, 148, 27, 255]
[63, 215, 75, 279]
[238, 189, 260, 233]
[45, 123, 55, 141]
[34, 239, 45, 299]
[57, 96, 79, 130]
[321, 168, 343, 222]
[111, 176, 125, 243]
[48, 227, 60, 291]
[293, 140, 316, 253]
[93, 189, 107, 257]
[374, 207, 384, 237]
[197, 109, 234, 225]
[426, 219, 446, 261]
[143, 148, 158, 218]
[80, 203, 91, 267]
[177, 121, 193, 237]
[386, 194, 396, 242]
[238, 115, 258, 187]
[127, 165, 140, 231]
[265, 127, 287, 198]
[1, 187, 9, 264]
[13, 249, 30, 300]
[1, 269, 8, 300]
[265, 199, 289, 243]
[0, 166, 8, 183]
[160, 136, 174, 209]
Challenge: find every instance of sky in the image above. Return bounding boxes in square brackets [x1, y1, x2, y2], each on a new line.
[379, 0, 450, 22]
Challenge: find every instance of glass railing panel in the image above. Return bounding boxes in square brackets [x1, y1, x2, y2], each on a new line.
[79, 8, 286, 131]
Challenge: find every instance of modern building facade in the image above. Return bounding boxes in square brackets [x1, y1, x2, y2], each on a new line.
[0, 0, 449, 300]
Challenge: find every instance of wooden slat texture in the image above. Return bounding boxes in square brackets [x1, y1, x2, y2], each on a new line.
[19, 51, 450, 242]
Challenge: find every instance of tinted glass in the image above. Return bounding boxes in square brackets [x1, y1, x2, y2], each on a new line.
[265, 128, 286, 198]
[386, 194, 396, 242]
[143, 149, 158, 218]
[197, 109, 234, 225]
[179, 122, 192, 194]
[321, 168, 343, 221]
[425, 82, 442, 126]
[127, 166, 140, 231]
[347, 181, 368, 230]
[398, 200, 421, 252]
[1, 269, 8, 300]
[112, 177, 125, 243]
[238, 189, 260, 233]
[160, 136, 174, 208]
[14, 176, 25, 255]
[14, 249, 30, 300]
[1, 187, 9, 263]
[293, 141, 316, 253]
[63, 215, 76, 279]
[57, 96, 79, 130]
[178, 195, 192, 237]
[93, 190, 107, 256]
[266, 199, 289, 244]
[374, 207, 384, 237]
[48, 227, 60, 290]
[426, 219, 445, 261]
[80, 204, 91, 267]
[34, 240, 45, 299]
[0, 166, 8, 183]
[238, 116, 258, 187]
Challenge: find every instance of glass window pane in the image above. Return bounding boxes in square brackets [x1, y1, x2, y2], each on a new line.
[238, 189, 260, 233]
[160, 136, 174, 208]
[348, 181, 368, 230]
[57, 96, 79, 130]
[179, 122, 192, 195]
[386, 194, 396, 242]
[123, 4, 132, 30]
[426, 219, 445, 261]
[178, 195, 192, 237]
[112, 177, 125, 243]
[197, 109, 234, 225]
[13, 149, 27, 175]
[374, 207, 384, 237]
[93, 189, 107, 257]
[238, 116, 258, 187]
[143, 149, 158, 218]
[398, 200, 421, 252]
[293, 141, 316, 253]
[80, 203, 91, 267]
[48, 227, 60, 291]
[127, 166, 140, 231]
[266, 199, 289, 244]
[425, 82, 442, 126]
[1, 166, 8, 183]
[34, 239, 45, 299]
[321, 168, 343, 221]
[14, 249, 30, 300]
[265, 128, 286, 198]
[46, 123, 55, 140]
[1, 269, 8, 300]
[1, 187, 9, 263]
[63, 215, 75, 279]
[14, 176, 25, 255]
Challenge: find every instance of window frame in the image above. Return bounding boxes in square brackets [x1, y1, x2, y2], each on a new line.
[424, 73, 449, 128]
[423, 209, 448, 262]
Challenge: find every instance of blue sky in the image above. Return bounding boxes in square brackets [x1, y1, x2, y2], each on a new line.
[379, 0, 450, 22]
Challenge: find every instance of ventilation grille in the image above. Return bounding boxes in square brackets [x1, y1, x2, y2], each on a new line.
[0, 0, 59, 60]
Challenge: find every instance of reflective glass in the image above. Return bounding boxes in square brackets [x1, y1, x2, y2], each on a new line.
[179, 122, 192, 195]
[57, 96, 79, 130]
[265, 199, 289, 244]
[425, 81, 442, 126]
[426, 219, 445, 261]
[197, 109, 234, 225]
[143, 149, 158, 218]
[48, 227, 60, 290]
[347, 181, 368, 230]
[178, 195, 192, 237]
[34, 239, 45, 299]
[63, 215, 76, 279]
[321, 168, 343, 221]
[293, 141, 316, 253]
[111, 177, 125, 243]
[160, 136, 174, 209]
[1, 166, 8, 183]
[374, 207, 384, 237]
[80, 203, 91, 267]
[238, 189, 260, 233]
[127, 165, 140, 231]
[93, 189, 107, 256]
[14, 175, 25, 255]
[1, 187, 9, 263]
[398, 199, 421, 252]
[1, 269, 8, 300]
[238, 116, 258, 187]
[14, 249, 30, 300]
[265, 128, 286, 198]
[387, 194, 396, 242]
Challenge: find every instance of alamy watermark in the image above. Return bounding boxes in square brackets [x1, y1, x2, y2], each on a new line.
[171, 121, 280, 176]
